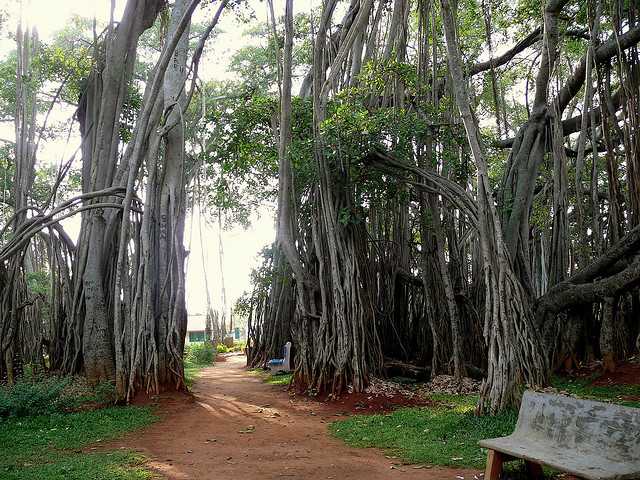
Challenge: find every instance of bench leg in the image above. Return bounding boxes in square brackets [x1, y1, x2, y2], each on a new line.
[525, 461, 543, 479]
[484, 450, 504, 480]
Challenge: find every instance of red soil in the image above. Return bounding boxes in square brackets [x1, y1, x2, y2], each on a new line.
[214, 354, 228, 363]
[314, 391, 434, 415]
[591, 358, 640, 387]
[559, 357, 640, 388]
[108, 354, 478, 479]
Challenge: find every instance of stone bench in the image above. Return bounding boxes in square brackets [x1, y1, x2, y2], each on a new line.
[479, 390, 640, 480]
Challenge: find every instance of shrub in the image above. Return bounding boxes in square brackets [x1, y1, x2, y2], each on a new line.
[0, 374, 74, 417]
[230, 341, 246, 352]
[216, 343, 229, 354]
[184, 342, 215, 366]
[0, 369, 117, 418]
[92, 379, 117, 404]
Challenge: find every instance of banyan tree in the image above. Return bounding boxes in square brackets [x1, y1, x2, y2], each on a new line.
[246, 0, 640, 413]
[0, 0, 639, 414]
[0, 0, 229, 400]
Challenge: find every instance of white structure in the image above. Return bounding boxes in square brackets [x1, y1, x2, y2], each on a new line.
[185, 313, 247, 344]
[267, 342, 291, 373]
[185, 313, 207, 344]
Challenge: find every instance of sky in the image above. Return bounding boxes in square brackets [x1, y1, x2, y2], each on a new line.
[0, 0, 304, 318]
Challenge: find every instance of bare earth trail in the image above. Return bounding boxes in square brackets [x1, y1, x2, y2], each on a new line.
[114, 354, 478, 480]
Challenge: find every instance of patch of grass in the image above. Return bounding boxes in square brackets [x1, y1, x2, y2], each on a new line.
[183, 342, 215, 388]
[0, 406, 157, 479]
[265, 372, 293, 386]
[330, 394, 517, 469]
[183, 364, 201, 388]
[4, 451, 153, 480]
[249, 368, 293, 386]
[551, 376, 640, 408]
[331, 380, 640, 471]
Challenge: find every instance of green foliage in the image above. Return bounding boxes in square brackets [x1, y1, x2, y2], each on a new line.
[184, 342, 215, 366]
[0, 16, 94, 123]
[0, 375, 72, 418]
[119, 84, 143, 143]
[330, 394, 517, 468]
[26, 271, 50, 296]
[0, 370, 115, 418]
[230, 341, 246, 353]
[183, 343, 215, 388]
[451, 0, 485, 59]
[228, 12, 314, 92]
[216, 343, 229, 354]
[183, 365, 200, 389]
[41, 16, 94, 95]
[233, 290, 254, 318]
[0, 52, 18, 120]
[3, 451, 153, 480]
[92, 380, 118, 405]
[0, 406, 156, 479]
[188, 82, 279, 227]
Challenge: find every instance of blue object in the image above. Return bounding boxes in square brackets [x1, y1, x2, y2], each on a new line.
[267, 359, 284, 366]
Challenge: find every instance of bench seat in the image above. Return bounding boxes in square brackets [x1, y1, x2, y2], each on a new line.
[480, 435, 639, 480]
[479, 391, 640, 480]
[267, 342, 291, 373]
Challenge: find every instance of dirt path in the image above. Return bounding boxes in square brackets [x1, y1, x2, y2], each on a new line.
[115, 354, 479, 479]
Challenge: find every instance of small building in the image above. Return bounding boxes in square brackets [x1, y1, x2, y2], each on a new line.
[185, 313, 207, 344]
[185, 312, 247, 344]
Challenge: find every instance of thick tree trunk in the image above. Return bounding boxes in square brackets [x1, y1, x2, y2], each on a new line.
[74, 0, 166, 386]
[289, 0, 382, 394]
[440, 0, 547, 412]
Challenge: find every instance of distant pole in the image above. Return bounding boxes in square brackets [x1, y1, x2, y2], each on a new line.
[217, 208, 228, 332]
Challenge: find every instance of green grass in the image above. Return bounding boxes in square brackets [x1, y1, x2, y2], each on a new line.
[183, 356, 215, 387]
[0, 406, 157, 479]
[183, 362, 203, 388]
[551, 376, 640, 408]
[330, 380, 640, 470]
[330, 394, 516, 469]
[265, 372, 293, 385]
[249, 368, 293, 386]
[183, 342, 216, 388]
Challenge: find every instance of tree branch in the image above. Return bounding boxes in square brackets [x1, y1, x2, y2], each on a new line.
[536, 223, 640, 316]
[557, 24, 640, 113]
[469, 27, 542, 75]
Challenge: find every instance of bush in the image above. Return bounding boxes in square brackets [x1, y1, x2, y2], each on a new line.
[215, 341, 245, 353]
[1, 374, 73, 418]
[0, 367, 117, 418]
[92, 379, 117, 404]
[184, 342, 215, 366]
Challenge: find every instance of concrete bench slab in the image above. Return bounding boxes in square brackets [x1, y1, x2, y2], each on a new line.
[479, 390, 640, 480]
